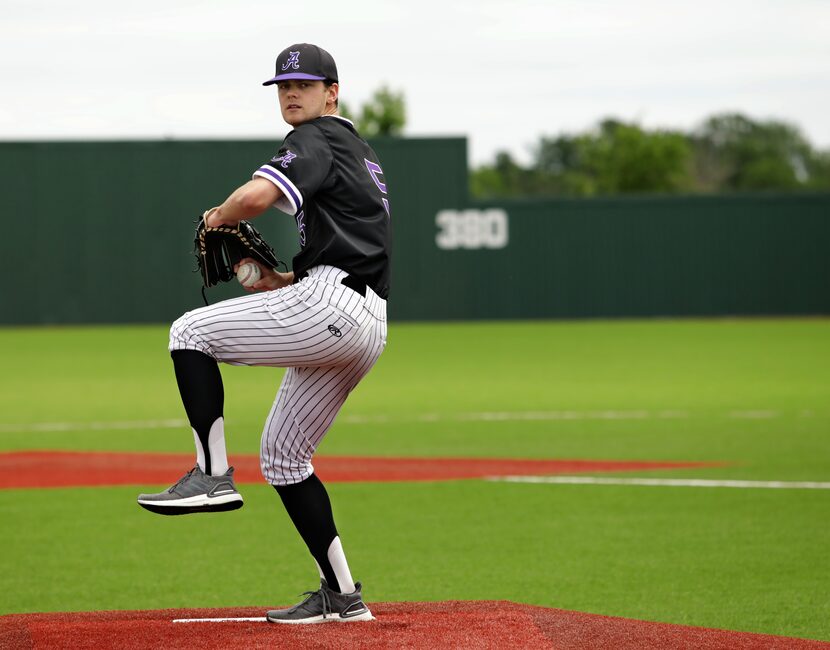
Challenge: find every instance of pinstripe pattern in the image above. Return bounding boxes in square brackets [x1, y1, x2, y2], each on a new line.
[169, 265, 387, 485]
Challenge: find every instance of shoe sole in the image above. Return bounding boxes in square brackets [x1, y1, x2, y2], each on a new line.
[266, 610, 374, 624]
[137, 493, 243, 516]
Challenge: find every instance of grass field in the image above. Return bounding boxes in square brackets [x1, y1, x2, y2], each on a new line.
[1, 319, 829, 641]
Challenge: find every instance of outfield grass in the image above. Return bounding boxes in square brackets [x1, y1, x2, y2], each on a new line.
[1, 319, 829, 640]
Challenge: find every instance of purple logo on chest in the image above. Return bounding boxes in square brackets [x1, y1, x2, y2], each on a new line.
[282, 51, 301, 71]
[271, 150, 297, 169]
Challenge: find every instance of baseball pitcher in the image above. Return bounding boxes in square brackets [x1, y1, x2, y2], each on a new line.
[137, 43, 391, 624]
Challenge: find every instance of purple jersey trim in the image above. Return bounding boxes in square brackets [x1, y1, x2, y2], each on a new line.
[253, 166, 302, 214]
[262, 72, 327, 85]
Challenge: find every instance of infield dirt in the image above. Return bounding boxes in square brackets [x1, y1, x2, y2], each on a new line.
[2, 601, 829, 650]
[0, 450, 713, 489]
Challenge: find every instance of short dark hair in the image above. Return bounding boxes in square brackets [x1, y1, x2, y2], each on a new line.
[324, 80, 339, 108]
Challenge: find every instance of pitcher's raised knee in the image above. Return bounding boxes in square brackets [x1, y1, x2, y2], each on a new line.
[169, 311, 214, 356]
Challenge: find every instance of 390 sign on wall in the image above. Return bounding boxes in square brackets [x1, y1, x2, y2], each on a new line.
[435, 209, 509, 250]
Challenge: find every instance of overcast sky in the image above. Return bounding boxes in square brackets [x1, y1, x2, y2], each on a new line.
[2, 0, 828, 164]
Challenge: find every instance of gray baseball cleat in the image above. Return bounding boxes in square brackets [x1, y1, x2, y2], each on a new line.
[266, 579, 374, 624]
[137, 465, 243, 515]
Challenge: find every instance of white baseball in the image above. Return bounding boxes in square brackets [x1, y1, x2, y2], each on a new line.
[236, 262, 261, 287]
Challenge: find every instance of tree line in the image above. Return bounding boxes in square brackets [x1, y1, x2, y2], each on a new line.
[471, 114, 830, 198]
[341, 88, 830, 197]
[340, 86, 406, 139]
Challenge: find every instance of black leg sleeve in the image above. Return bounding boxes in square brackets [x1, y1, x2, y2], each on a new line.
[275, 474, 341, 592]
[171, 349, 224, 475]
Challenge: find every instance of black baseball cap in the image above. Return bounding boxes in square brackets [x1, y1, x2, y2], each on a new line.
[262, 43, 338, 86]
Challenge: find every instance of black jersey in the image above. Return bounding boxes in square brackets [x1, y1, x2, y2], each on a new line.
[253, 115, 392, 299]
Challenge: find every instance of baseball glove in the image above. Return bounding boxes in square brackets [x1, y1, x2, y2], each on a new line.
[194, 215, 283, 289]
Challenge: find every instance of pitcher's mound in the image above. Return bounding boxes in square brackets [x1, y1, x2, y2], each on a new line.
[1, 601, 827, 649]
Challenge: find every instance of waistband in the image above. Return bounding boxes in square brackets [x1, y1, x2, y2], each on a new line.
[302, 265, 386, 321]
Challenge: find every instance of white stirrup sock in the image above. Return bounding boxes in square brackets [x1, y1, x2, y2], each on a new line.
[327, 536, 356, 594]
[192, 417, 229, 476]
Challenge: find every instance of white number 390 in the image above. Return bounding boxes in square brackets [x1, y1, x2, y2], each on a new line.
[435, 209, 509, 250]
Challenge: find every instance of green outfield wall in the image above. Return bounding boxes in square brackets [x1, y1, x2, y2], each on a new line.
[435, 193, 830, 320]
[1, 139, 827, 324]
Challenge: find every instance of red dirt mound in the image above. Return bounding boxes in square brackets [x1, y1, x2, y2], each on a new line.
[0, 450, 712, 489]
[1, 602, 826, 650]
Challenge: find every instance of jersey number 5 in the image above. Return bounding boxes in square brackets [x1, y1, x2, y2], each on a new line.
[296, 210, 306, 246]
[364, 159, 390, 218]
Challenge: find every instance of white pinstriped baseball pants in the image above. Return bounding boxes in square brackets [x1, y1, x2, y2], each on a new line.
[169, 265, 387, 486]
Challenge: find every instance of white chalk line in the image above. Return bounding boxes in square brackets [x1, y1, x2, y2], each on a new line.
[489, 476, 830, 490]
[172, 617, 267, 623]
[0, 419, 188, 433]
[0, 409, 818, 434]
